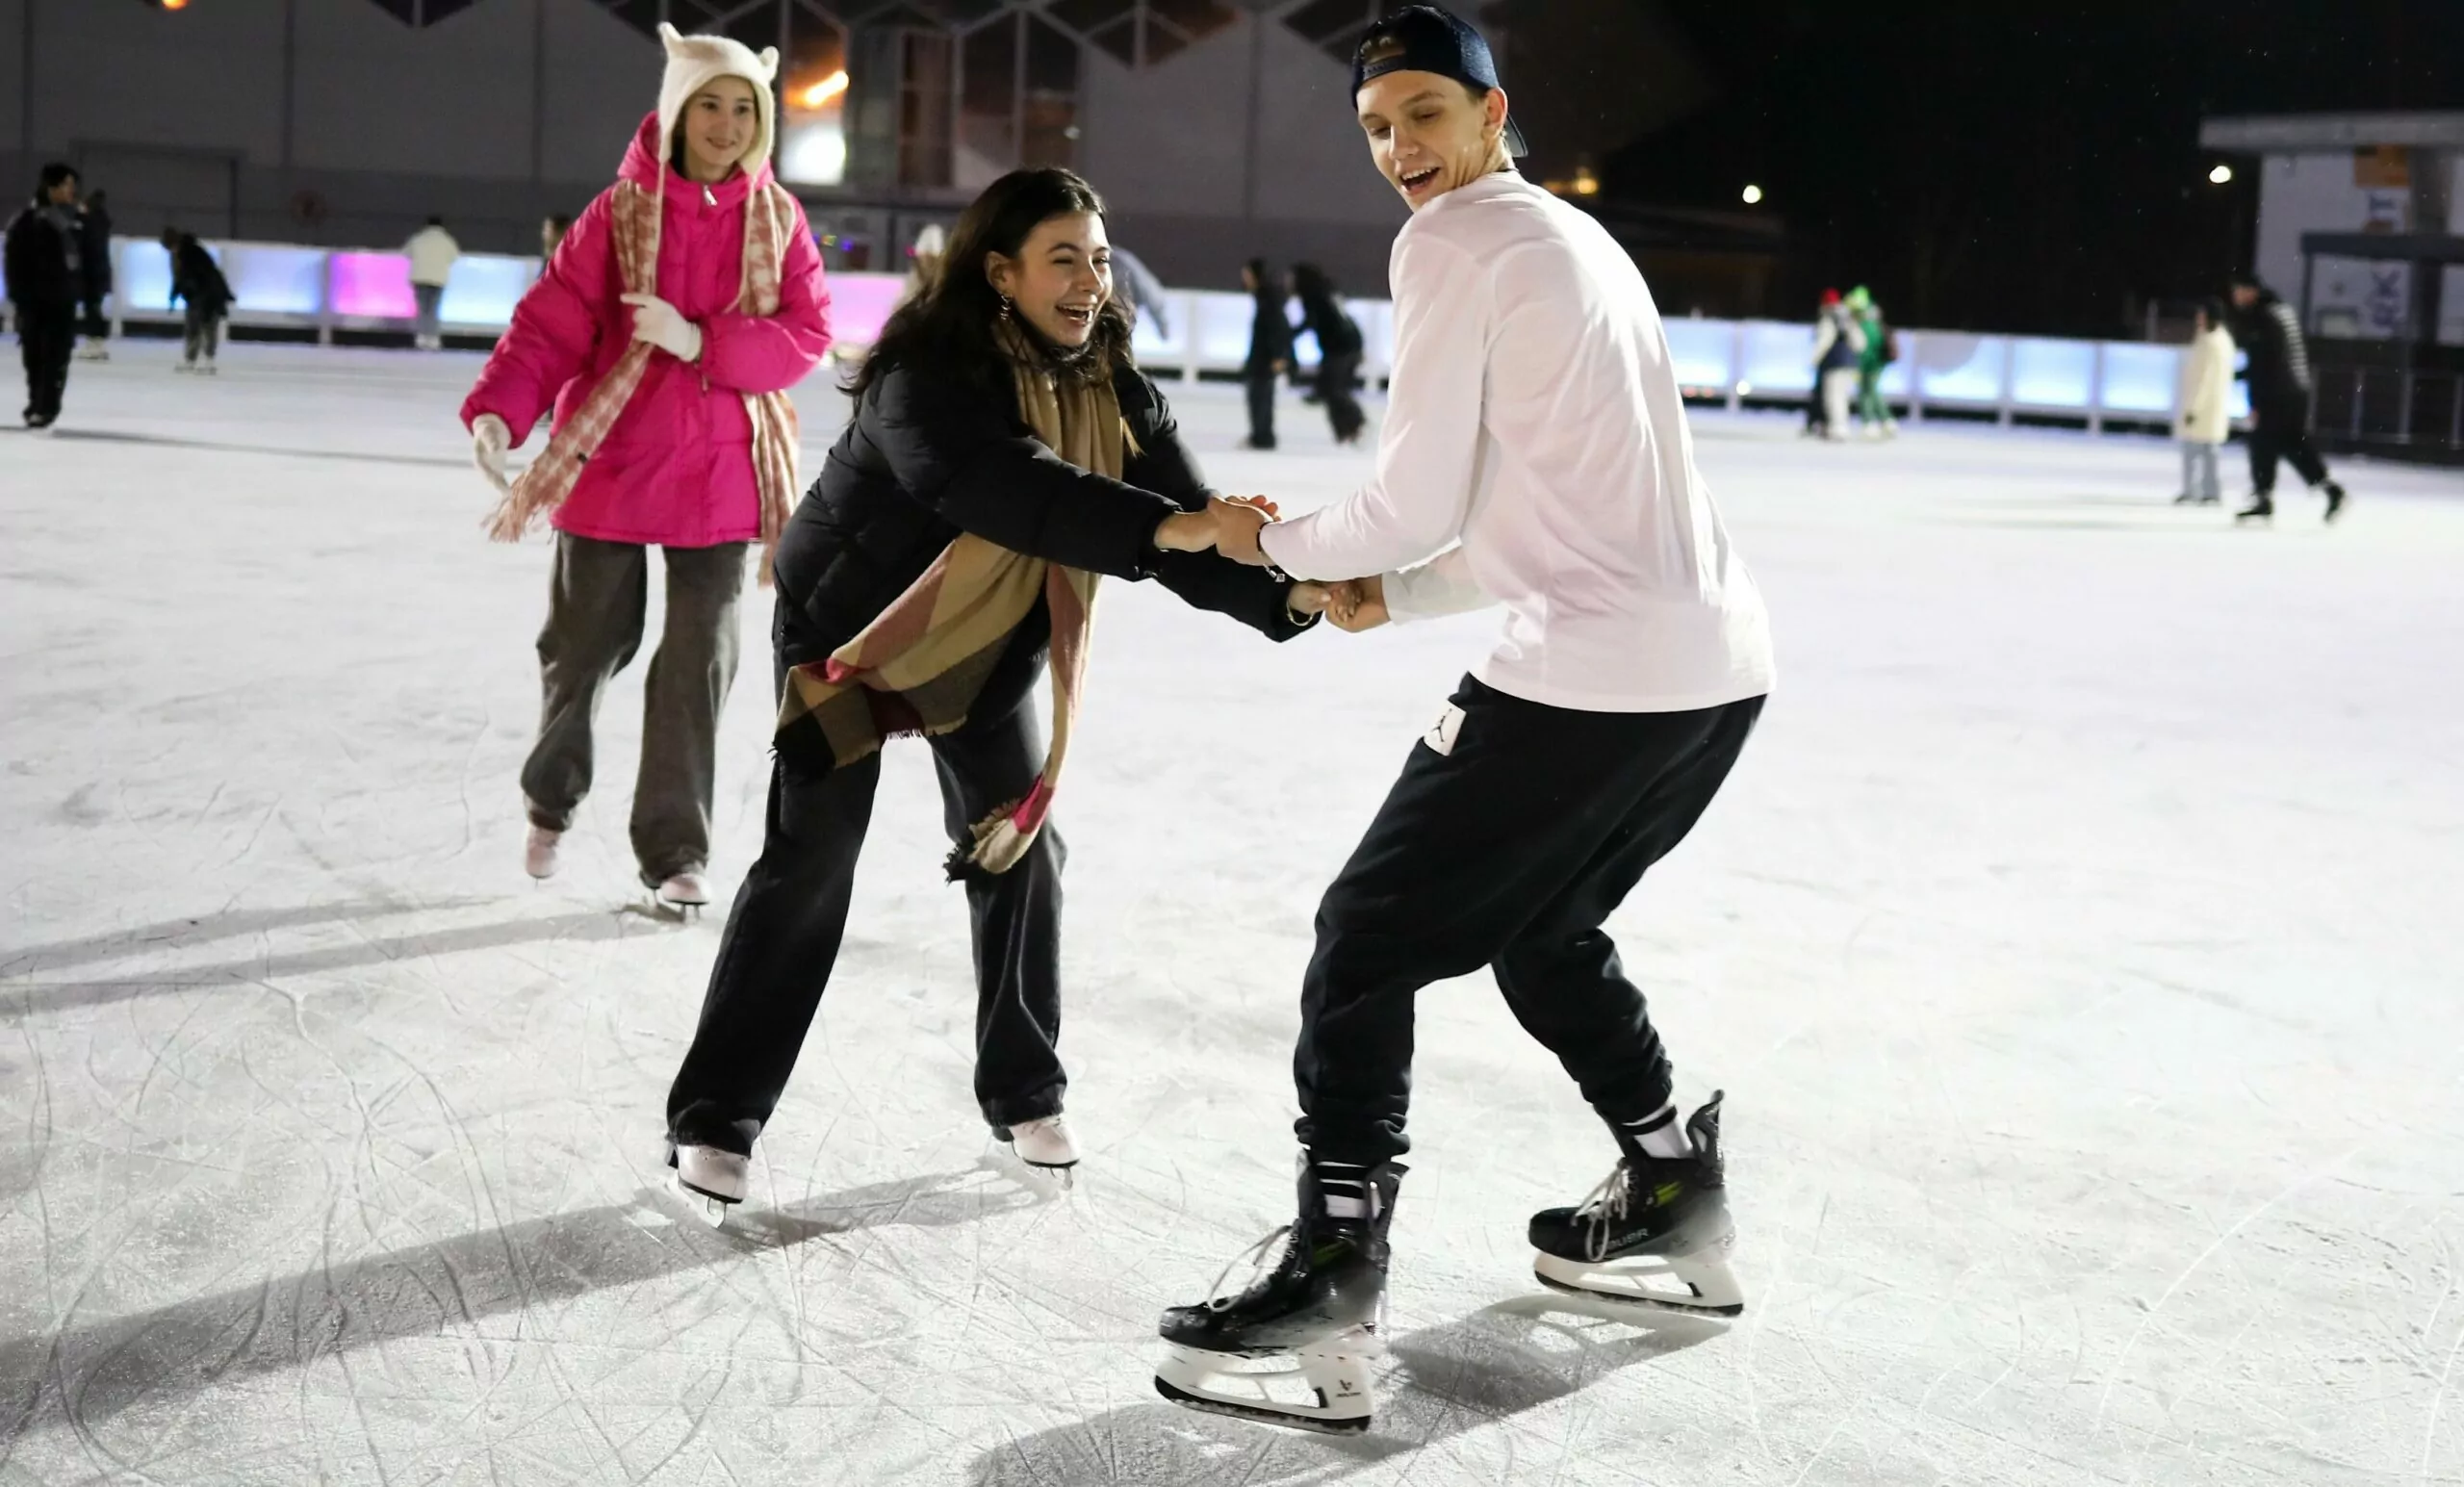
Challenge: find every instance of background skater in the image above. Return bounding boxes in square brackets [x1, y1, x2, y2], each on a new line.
[1153, 4, 1775, 1435]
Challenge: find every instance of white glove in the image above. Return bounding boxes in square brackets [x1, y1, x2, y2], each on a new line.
[472, 413, 512, 493]
[620, 293, 704, 364]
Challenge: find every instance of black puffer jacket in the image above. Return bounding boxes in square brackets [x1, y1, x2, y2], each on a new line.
[3, 199, 78, 308]
[1244, 287, 1292, 377]
[775, 355, 1312, 680]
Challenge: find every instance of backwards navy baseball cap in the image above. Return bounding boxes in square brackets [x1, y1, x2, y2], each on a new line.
[1349, 4, 1528, 159]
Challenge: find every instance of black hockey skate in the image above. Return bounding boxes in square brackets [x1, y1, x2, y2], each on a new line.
[2323, 481, 2348, 522]
[1153, 1159, 1403, 1434]
[2234, 496, 2274, 524]
[1528, 1091, 1744, 1318]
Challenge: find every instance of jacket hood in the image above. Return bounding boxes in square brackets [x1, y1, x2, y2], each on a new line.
[619, 111, 775, 204]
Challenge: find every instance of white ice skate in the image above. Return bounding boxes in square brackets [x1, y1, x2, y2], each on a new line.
[669, 1142, 748, 1227]
[654, 869, 711, 913]
[995, 1114, 1077, 1176]
[1154, 1325, 1379, 1435]
[524, 825, 562, 881]
[173, 362, 195, 374]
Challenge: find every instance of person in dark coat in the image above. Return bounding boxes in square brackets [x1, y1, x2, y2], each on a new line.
[2228, 273, 2346, 524]
[6, 163, 83, 428]
[76, 189, 113, 356]
[1241, 256, 1291, 449]
[1292, 262, 1367, 446]
[161, 227, 235, 372]
[659, 167, 1344, 1220]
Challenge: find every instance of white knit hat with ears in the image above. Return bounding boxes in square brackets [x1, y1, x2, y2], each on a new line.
[655, 23, 780, 174]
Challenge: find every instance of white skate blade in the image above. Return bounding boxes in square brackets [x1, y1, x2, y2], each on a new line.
[1533, 1245, 1745, 1318]
[1153, 1335, 1376, 1435]
[668, 1171, 736, 1228]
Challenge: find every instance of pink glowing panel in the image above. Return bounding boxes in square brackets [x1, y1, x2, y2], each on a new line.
[825, 271, 906, 347]
[330, 253, 419, 320]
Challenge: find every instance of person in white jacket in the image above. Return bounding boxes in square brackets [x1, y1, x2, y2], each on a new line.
[2173, 298, 2234, 505]
[402, 215, 460, 350]
[1153, 3, 1774, 1435]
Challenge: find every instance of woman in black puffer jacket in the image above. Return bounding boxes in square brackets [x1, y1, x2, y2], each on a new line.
[663, 167, 1333, 1218]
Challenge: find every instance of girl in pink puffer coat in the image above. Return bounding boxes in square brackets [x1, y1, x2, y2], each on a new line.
[463, 25, 831, 910]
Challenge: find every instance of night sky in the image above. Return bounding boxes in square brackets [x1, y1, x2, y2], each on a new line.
[1608, 0, 2464, 335]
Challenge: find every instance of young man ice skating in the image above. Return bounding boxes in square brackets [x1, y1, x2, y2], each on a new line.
[6, 165, 84, 429]
[1154, 4, 1776, 1434]
[2229, 274, 2345, 524]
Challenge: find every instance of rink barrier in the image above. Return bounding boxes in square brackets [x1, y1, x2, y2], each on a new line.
[26, 237, 2226, 431]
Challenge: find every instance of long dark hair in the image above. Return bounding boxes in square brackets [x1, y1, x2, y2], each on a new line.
[1291, 262, 1344, 319]
[851, 167, 1136, 399]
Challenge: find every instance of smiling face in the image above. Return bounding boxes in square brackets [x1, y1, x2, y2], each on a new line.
[986, 211, 1112, 349]
[1355, 71, 1510, 211]
[678, 76, 760, 184]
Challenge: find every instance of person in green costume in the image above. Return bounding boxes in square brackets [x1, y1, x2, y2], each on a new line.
[1846, 285, 1898, 439]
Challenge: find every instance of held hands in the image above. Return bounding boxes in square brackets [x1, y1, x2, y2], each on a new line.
[620, 293, 704, 364]
[1152, 494, 1280, 557]
[472, 412, 513, 494]
[1324, 574, 1389, 633]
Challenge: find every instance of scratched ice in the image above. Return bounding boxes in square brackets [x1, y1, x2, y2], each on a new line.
[3, 342, 2462, 1486]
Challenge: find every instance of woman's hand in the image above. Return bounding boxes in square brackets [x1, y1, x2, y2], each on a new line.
[1326, 574, 1389, 632]
[472, 413, 513, 494]
[1152, 495, 1280, 557]
[620, 293, 704, 364]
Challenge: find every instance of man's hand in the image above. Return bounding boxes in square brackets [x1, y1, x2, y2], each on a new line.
[1212, 497, 1273, 565]
[472, 413, 513, 494]
[1326, 574, 1389, 632]
[620, 293, 704, 364]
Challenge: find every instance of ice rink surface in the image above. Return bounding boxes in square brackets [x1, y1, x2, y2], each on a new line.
[4, 340, 2462, 1487]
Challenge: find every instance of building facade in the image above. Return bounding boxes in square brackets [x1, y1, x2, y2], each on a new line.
[3, 0, 1443, 290]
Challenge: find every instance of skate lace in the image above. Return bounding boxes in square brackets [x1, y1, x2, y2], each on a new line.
[1575, 1166, 1634, 1264]
[1202, 1225, 1294, 1312]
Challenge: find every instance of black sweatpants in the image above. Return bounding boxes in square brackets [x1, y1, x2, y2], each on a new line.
[1295, 677, 1764, 1166]
[665, 679, 1067, 1156]
[1316, 352, 1366, 444]
[2248, 397, 2331, 497]
[1244, 371, 1278, 449]
[15, 299, 74, 423]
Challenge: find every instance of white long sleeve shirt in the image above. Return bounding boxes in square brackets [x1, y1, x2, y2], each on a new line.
[1258, 171, 1774, 713]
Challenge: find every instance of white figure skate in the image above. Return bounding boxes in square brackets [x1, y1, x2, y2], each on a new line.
[654, 869, 711, 914]
[669, 1143, 748, 1228]
[994, 1115, 1077, 1180]
[524, 825, 562, 881]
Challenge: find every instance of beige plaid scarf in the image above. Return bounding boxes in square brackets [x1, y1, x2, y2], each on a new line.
[776, 322, 1127, 877]
[485, 174, 801, 583]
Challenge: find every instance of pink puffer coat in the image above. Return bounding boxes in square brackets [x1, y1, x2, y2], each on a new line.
[462, 113, 833, 549]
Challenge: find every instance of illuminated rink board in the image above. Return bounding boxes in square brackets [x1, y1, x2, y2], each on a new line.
[51, 235, 2243, 425]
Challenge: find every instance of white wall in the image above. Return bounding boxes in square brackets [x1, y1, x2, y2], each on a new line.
[1, 0, 25, 157]
[1075, 18, 1254, 221]
[1250, 20, 1402, 229]
[540, 0, 665, 184]
[24, 0, 288, 164]
[295, 0, 538, 180]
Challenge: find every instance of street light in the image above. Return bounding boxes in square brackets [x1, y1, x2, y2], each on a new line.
[2209, 164, 2234, 186]
[1742, 184, 1764, 205]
